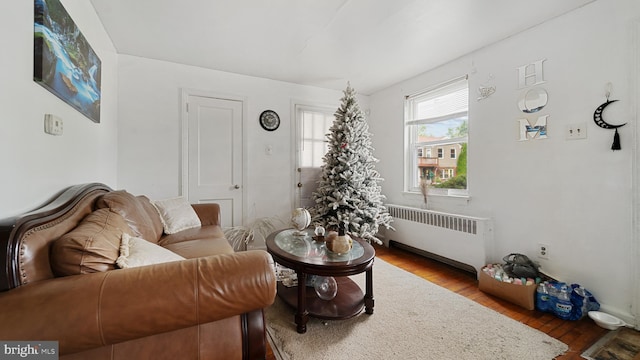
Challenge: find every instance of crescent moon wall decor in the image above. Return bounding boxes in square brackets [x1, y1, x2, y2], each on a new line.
[593, 100, 626, 129]
[593, 99, 626, 151]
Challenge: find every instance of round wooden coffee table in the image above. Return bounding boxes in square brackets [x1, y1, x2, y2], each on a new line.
[266, 229, 375, 333]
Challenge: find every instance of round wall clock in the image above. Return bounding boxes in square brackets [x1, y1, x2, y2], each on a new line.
[259, 110, 280, 131]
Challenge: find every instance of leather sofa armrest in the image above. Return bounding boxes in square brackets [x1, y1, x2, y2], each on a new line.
[0, 250, 276, 355]
[191, 203, 221, 226]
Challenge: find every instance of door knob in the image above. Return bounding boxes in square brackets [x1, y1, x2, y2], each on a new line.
[234, 185, 240, 189]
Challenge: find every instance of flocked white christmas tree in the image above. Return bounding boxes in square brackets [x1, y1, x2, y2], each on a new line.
[311, 83, 393, 244]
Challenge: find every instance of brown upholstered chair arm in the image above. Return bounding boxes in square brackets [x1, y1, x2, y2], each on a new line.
[0, 250, 276, 356]
[191, 203, 222, 226]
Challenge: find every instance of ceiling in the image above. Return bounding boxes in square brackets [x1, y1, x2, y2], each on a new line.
[89, 0, 595, 95]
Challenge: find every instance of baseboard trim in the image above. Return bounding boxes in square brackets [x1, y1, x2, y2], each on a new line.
[387, 240, 477, 276]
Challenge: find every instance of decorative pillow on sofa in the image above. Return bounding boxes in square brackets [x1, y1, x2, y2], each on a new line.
[116, 233, 185, 268]
[95, 190, 164, 243]
[51, 208, 132, 276]
[151, 197, 202, 234]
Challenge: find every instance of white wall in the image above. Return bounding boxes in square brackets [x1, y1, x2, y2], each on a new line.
[116, 55, 368, 245]
[0, 0, 119, 218]
[370, 0, 639, 322]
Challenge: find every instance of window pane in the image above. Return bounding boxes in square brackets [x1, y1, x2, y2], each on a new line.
[301, 110, 332, 167]
[416, 116, 468, 142]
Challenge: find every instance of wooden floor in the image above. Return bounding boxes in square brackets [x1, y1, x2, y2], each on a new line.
[266, 243, 608, 360]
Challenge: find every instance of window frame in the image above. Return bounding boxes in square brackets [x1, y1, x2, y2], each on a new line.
[404, 75, 469, 196]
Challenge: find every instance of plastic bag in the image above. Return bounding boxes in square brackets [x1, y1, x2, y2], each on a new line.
[502, 253, 540, 279]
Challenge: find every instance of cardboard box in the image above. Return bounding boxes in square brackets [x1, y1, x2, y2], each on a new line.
[478, 270, 537, 310]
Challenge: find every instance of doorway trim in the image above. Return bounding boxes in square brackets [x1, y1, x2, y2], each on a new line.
[632, 19, 640, 328]
[180, 88, 248, 224]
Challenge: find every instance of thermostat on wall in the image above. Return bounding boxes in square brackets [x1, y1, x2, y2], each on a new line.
[44, 114, 63, 136]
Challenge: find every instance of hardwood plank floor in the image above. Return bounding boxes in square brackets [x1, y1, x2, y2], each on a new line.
[266, 243, 608, 360]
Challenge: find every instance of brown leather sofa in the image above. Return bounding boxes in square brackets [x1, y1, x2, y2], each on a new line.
[0, 183, 277, 360]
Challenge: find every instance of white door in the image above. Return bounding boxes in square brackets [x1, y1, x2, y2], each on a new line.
[295, 105, 334, 209]
[186, 94, 243, 227]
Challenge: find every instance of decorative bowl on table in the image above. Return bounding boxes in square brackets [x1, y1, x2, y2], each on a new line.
[313, 276, 338, 300]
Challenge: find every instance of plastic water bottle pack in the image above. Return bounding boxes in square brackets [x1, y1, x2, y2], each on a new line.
[535, 281, 600, 320]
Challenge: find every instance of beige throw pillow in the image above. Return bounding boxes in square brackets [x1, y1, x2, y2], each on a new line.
[117, 233, 185, 268]
[151, 197, 202, 234]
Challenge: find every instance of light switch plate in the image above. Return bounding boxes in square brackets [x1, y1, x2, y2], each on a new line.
[565, 122, 587, 140]
[44, 114, 63, 136]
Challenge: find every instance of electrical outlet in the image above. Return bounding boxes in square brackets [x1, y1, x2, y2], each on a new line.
[566, 123, 587, 140]
[538, 243, 549, 260]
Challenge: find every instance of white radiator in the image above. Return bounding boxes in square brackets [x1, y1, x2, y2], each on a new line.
[383, 204, 494, 278]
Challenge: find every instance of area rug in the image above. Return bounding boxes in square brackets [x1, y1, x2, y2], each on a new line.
[581, 327, 640, 360]
[265, 258, 568, 360]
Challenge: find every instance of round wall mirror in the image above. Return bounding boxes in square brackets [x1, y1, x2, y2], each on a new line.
[518, 88, 548, 113]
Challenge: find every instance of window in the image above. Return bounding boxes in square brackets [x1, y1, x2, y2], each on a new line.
[299, 107, 333, 168]
[404, 76, 468, 195]
[296, 104, 334, 208]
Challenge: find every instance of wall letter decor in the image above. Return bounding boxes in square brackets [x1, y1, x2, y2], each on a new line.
[517, 116, 548, 141]
[517, 59, 548, 141]
[517, 59, 546, 89]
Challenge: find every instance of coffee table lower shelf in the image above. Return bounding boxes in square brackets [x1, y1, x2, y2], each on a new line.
[277, 277, 364, 320]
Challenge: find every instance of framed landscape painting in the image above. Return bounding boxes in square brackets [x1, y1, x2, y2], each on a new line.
[34, 0, 102, 123]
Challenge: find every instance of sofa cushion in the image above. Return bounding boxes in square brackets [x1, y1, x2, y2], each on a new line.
[116, 233, 185, 268]
[159, 225, 233, 258]
[51, 208, 132, 276]
[96, 190, 163, 243]
[163, 238, 234, 259]
[151, 197, 201, 234]
[158, 226, 226, 246]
